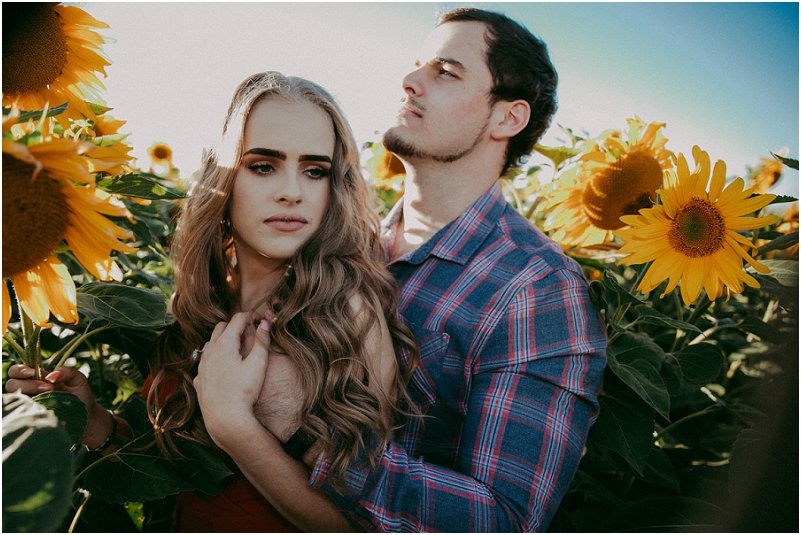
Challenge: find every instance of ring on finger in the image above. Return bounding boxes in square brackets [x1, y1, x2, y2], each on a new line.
[191, 348, 203, 362]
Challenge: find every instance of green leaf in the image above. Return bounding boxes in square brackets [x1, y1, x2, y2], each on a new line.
[570, 255, 606, 271]
[670, 342, 724, 390]
[93, 133, 130, 147]
[80, 436, 233, 503]
[589, 383, 655, 475]
[757, 231, 798, 255]
[634, 304, 702, 334]
[96, 173, 185, 200]
[768, 194, 798, 205]
[755, 259, 798, 287]
[2, 393, 75, 532]
[771, 152, 799, 170]
[534, 144, 580, 168]
[588, 280, 607, 313]
[604, 496, 724, 531]
[87, 102, 113, 116]
[3, 102, 69, 122]
[77, 282, 169, 329]
[607, 332, 671, 419]
[641, 446, 680, 492]
[739, 317, 785, 344]
[603, 270, 645, 307]
[32, 391, 88, 447]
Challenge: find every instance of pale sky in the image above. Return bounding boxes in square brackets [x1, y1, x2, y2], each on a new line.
[82, 1, 799, 196]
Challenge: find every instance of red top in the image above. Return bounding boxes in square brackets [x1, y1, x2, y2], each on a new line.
[142, 375, 299, 532]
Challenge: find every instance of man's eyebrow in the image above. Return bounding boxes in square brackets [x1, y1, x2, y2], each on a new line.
[434, 56, 467, 72]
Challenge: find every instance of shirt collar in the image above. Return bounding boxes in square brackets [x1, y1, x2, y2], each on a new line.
[381, 182, 506, 266]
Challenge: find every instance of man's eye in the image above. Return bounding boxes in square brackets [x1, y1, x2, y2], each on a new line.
[438, 68, 457, 79]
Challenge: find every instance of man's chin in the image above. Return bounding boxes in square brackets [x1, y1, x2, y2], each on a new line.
[383, 128, 419, 159]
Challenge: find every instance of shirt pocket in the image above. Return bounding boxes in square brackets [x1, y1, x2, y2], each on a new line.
[403, 320, 451, 407]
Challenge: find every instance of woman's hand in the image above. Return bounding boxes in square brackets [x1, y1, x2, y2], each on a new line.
[5, 364, 113, 449]
[193, 311, 271, 451]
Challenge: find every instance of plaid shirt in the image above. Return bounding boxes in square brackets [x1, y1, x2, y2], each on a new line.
[310, 182, 606, 531]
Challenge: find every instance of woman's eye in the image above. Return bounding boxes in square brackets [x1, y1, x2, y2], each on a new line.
[306, 167, 330, 180]
[438, 68, 457, 79]
[248, 162, 274, 175]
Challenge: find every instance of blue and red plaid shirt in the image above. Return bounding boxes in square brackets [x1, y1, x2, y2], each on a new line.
[310, 182, 606, 531]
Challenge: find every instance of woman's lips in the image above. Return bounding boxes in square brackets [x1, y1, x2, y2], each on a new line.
[264, 215, 308, 232]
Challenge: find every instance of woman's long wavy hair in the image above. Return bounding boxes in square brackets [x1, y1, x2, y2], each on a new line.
[147, 72, 419, 486]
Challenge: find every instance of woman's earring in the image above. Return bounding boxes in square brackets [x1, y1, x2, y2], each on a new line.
[283, 263, 293, 278]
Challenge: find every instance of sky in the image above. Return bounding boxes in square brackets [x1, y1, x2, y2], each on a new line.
[82, 2, 799, 197]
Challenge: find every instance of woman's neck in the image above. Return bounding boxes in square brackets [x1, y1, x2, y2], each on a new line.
[236, 258, 288, 313]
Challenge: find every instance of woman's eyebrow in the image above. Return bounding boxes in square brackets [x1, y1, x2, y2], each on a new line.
[243, 148, 331, 163]
[244, 148, 285, 160]
[299, 155, 332, 163]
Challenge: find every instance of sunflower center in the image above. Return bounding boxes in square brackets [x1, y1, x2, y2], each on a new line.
[581, 150, 663, 230]
[668, 197, 726, 258]
[2, 3, 69, 94]
[2, 154, 70, 276]
[151, 145, 171, 160]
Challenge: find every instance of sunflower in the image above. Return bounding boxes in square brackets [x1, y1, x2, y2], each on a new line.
[544, 118, 674, 246]
[2, 135, 136, 332]
[370, 142, 406, 181]
[617, 146, 778, 306]
[748, 150, 787, 194]
[148, 142, 173, 166]
[2, 3, 110, 125]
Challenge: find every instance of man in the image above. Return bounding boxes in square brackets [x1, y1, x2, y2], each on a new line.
[305, 7, 606, 531]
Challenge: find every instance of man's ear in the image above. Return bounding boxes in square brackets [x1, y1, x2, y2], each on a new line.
[490, 100, 531, 141]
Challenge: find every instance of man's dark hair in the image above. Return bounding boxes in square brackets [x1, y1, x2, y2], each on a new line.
[438, 7, 558, 174]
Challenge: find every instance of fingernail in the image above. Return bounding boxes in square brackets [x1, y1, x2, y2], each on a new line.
[19, 367, 35, 378]
[45, 371, 62, 383]
[37, 384, 53, 392]
[258, 319, 270, 332]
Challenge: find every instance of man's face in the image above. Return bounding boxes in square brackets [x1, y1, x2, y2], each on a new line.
[383, 21, 496, 164]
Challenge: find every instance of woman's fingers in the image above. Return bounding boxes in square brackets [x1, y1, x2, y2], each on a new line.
[7, 364, 35, 379]
[210, 321, 228, 342]
[5, 377, 51, 395]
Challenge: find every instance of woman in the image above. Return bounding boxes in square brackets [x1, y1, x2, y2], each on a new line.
[7, 72, 418, 531]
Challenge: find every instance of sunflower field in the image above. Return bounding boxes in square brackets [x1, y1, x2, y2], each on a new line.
[3, 4, 798, 532]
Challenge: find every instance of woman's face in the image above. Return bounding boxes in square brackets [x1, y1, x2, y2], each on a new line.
[229, 97, 334, 269]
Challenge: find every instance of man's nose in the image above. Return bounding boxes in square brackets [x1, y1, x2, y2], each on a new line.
[402, 65, 425, 97]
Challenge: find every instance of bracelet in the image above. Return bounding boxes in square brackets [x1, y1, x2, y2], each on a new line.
[87, 409, 117, 452]
[281, 427, 316, 461]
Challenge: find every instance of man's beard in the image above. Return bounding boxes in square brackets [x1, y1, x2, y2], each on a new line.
[383, 116, 489, 164]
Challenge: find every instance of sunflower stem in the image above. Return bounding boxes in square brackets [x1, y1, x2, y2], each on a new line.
[502, 179, 524, 214]
[686, 293, 712, 327]
[19, 308, 44, 379]
[50, 323, 115, 371]
[655, 405, 720, 443]
[672, 293, 713, 352]
[630, 262, 650, 294]
[2, 333, 26, 359]
[68, 491, 92, 534]
[673, 292, 684, 322]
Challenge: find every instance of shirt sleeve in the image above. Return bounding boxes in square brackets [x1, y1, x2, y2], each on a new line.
[309, 267, 606, 531]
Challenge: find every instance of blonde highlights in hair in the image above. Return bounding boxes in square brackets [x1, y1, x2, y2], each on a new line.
[147, 72, 419, 486]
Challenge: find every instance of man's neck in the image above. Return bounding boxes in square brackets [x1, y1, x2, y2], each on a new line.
[393, 154, 501, 259]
